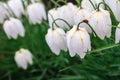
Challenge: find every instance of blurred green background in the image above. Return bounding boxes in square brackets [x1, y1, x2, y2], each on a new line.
[1, 0, 120, 80]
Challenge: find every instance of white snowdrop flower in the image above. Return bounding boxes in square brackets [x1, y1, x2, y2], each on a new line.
[14, 48, 33, 70]
[104, 0, 120, 21]
[7, 0, 24, 18]
[27, 2, 46, 24]
[81, 0, 103, 11]
[58, 2, 78, 29]
[115, 23, 120, 43]
[66, 25, 91, 58]
[0, 2, 8, 24]
[48, 8, 62, 28]
[45, 28, 67, 55]
[3, 18, 25, 39]
[89, 8, 112, 40]
[74, 8, 92, 33]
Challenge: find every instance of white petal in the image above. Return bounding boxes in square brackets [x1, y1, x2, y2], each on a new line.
[77, 53, 86, 59]
[15, 52, 28, 70]
[80, 28, 91, 52]
[45, 28, 67, 55]
[45, 28, 60, 55]
[3, 20, 18, 39]
[55, 28, 67, 51]
[70, 31, 83, 56]
[66, 26, 82, 57]
[22, 49, 33, 65]
[115, 23, 120, 43]
[10, 18, 25, 37]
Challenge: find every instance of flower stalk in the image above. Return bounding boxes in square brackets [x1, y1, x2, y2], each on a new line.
[77, 20, 97, 36]
[52, 18, 72, 30]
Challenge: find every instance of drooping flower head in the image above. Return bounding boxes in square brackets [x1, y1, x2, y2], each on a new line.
[58, 2, 78, 28]
[89, 8, 112, 40]
[48, 2, 78, 30]
[14, 48, 33, 70]
[3, 17, 25, 39]
[48, 8, 62, 28]
[45, 28, 67, 55]
[27, 2, 46, 24]
[66, 25, 91, 58]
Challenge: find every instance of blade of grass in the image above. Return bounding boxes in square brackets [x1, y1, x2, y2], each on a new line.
[88, 43, 120, 54]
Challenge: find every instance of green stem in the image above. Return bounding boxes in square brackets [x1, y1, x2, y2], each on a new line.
[88, 43, 120, 54]
[59, 66, 72, 72]
[5, 4, 15, 18]
[22, 0, 27, 10]
[77, 21, 83, 29]
[48, 13, 59, 29]
[89, 0, 96, 10]
[77, 21, 97, 37]
[87, 23, 97, 36]
[112, 25, 118, 28]
[52, 18, 72, 29]
[57, 0, 67, 4]
[102, 0, 107, 9]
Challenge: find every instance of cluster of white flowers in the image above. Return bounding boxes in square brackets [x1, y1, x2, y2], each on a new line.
[46, 0, 120, 59]
[0, 0, 120, 69]
[0, 0, 46, 39]
[48, 3, 78, 29]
